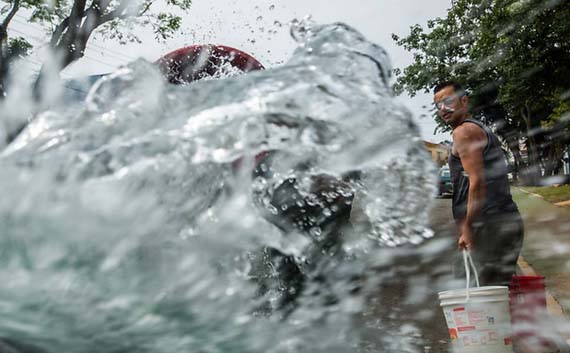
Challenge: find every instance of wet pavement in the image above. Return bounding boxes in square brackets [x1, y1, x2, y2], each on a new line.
[361, 197, 456, 353]
[512, 188, 570, 348]
[362, 194, 570, 352]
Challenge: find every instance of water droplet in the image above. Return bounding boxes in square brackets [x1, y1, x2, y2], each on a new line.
[309, 226, 322, 238]
[274, 20, 282, 27]
[269, 4, 275, 10]
[256, 16, 263, 21]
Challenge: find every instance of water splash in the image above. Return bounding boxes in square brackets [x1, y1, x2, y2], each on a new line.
[0, 21, 435, 353]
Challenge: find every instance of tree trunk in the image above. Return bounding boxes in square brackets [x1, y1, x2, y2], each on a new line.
[1, 25, 9, 100]
[507, 135, 523, 183]
[521, 105, 542, 185]
[0, 0, 22, 100]
[0, 56, 6, 100]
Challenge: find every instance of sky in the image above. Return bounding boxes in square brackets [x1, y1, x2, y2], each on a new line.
[9, 0, 453, 142]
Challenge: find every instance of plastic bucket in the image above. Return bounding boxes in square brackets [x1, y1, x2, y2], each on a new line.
[509, 275, 558, 353]
[439, 286, 513, 352]
[438, 251, 513, 353]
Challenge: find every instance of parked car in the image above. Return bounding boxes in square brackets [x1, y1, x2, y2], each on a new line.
[438, 166, 453, 197]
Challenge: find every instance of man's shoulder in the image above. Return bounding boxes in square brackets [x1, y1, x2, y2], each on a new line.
[452, 121, 488, 154]
[452, 121, 486, 142]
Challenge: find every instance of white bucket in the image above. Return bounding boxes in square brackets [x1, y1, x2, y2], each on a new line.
[438, 251, 513, 353]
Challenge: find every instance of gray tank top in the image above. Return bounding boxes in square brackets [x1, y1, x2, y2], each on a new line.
[448, 118, 518, 220]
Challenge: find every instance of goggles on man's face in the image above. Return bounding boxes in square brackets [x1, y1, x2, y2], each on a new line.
[434, 93, 464, 110]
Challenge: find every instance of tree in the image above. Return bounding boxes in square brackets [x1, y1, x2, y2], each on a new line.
[392, 0, 570, 184]
[0, 0, 192, 99]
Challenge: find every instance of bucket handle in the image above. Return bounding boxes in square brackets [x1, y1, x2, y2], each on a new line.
[463, 250, 480, 302]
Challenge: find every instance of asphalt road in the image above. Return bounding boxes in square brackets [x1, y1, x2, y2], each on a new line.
[359, 197, 458, 353]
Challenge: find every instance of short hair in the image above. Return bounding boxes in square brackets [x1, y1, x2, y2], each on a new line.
[433, 80, 465, 95]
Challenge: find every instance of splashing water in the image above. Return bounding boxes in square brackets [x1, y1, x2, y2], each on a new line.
[0, 21, 436, 353]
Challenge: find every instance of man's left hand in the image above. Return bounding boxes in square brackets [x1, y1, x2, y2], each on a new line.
[458, 223, 474, 250]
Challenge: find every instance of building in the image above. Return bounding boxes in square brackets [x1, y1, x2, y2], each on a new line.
[424, 141, 450, 167]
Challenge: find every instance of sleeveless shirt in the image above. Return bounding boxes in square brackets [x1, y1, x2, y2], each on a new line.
[448, 118, 518, 220]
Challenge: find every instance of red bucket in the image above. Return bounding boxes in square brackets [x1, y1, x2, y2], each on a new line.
[509, 275, 547, 313]
[155, 45, 264, 84]
[509, 275, 556, 352]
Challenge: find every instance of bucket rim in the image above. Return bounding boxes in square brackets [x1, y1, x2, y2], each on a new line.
[439, 298, 508, 306]
[438, 286, 508, 299]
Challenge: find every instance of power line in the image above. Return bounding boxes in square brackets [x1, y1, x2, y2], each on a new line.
[8, 27, 48, 44]
[85, 44, 137, 63]
[9, 25, 127, 68]
[78, 55, 119, 69]
[12, 13, 138, 63]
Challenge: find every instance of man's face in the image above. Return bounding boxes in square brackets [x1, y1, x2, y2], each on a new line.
[433, 86, 469, 127]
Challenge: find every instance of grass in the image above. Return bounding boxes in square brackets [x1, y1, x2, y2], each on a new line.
[520, 184, 570, 204]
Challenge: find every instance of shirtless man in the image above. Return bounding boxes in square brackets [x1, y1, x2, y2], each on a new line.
[433, 81, 524, 286]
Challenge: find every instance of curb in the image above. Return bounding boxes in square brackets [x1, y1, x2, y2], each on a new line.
[517, 256, 570, 348]
[517, 187, 546, 200]
[517, 256, 566, 318]
[517, 187, 570, 208]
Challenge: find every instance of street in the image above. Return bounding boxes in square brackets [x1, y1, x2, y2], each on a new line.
[359, 194, 570, 353]
[359, 197, 457, 353]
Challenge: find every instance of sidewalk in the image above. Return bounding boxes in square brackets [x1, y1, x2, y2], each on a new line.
[512, 187, 570, 345]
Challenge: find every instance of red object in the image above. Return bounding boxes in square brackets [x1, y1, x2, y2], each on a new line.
[509, 275, 553, 351]
[155, 45, 266, 169]
[509, 275, 547, 321]
[155, 44, 264, 84]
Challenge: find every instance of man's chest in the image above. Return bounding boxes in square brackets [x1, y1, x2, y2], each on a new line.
[451, 143, 459, 158]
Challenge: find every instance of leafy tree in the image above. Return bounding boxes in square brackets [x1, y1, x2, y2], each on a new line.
[0, 0, 192, 99]
[392, 0, 570, 184]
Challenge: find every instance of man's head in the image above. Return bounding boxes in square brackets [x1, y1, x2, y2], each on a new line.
[433, 81, 469, 128]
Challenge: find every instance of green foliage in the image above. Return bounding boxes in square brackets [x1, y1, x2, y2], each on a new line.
[165, 0, 191, 9]
[0, 0, 193, 101]
[1, 0, 193, 62]
[393, 0, 570, 181]
[154, 12, 181, 40]
[98, 18, 144, 44]
[7, 36, 33, 58]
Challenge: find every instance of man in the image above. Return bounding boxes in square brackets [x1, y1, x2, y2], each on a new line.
[433, 81, 524, 286]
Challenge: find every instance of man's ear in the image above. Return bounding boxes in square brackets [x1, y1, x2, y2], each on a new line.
[461, 95, 469, 107]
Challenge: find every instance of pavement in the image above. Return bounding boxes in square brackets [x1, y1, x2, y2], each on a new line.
[352, 189, 570, 353]
[358, 198, 456, 353]
[512, 188, 570, 348]
[408, 193, 570, 352]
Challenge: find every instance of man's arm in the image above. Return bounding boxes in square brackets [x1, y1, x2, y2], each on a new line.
[453, 123, 488, 250]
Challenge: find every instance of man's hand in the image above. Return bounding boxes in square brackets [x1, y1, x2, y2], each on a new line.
[458, 223, 474, 250]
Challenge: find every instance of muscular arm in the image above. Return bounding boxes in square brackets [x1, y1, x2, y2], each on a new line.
[453, 123, 488, 249]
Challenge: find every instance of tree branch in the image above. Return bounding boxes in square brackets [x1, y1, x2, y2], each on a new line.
[0, 0, 21, 98]
[68, 0, 88, 31]
[98, 0, 131, 25]
[1, 0, 21, 33]
[138, 0, 154, 16]
[50, 17, 70, 47]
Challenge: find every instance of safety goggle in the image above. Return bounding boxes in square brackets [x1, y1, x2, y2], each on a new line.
[434, 93, 464, 110]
